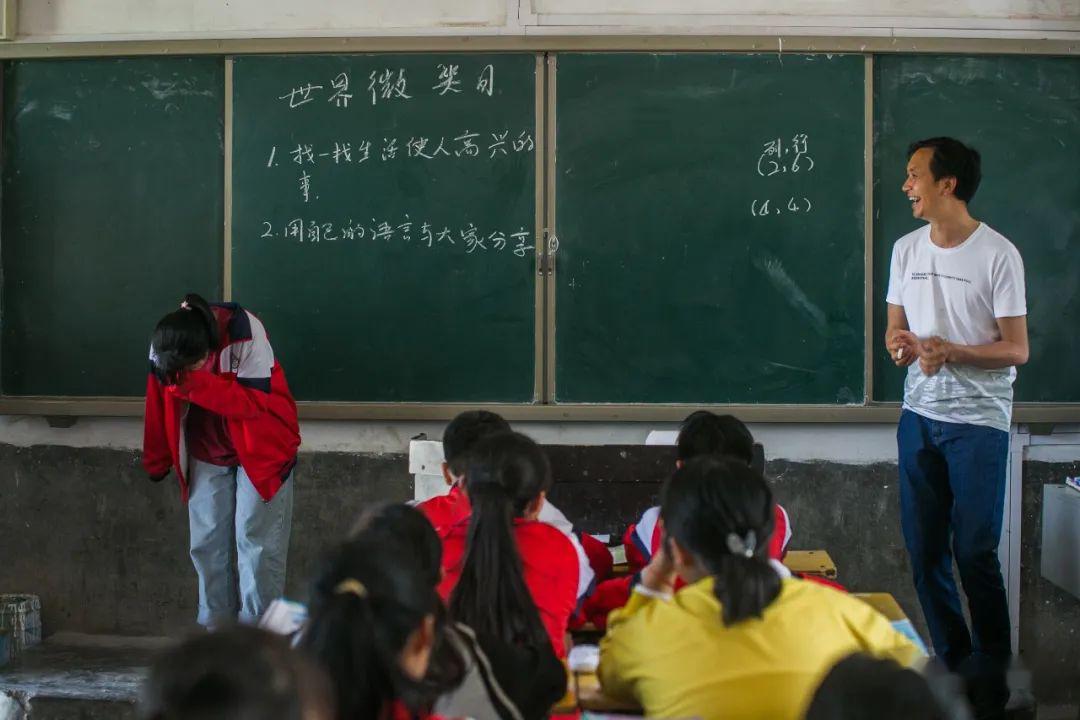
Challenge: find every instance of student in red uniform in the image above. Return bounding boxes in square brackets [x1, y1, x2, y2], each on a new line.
[438, 431, 578, 658]
[581, 411, 794, 628]
[143, 293, 300, 628]
[417, 410, 611, 601]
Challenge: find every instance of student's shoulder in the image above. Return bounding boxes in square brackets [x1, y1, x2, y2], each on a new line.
[516, 521, 578, 558]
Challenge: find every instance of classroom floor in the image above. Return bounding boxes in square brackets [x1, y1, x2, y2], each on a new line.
[0, 633, 172, 719]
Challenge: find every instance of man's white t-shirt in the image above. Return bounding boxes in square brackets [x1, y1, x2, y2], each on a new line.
[886, 223, 1026, 432]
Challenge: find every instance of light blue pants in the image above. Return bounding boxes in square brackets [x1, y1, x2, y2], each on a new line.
[187, 458, 294, 627]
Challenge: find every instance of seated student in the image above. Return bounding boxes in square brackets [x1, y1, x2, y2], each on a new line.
[300, 536, 449, 720]
[350, 502, 566, 720]
[438, 431, 579, 658]
[625, 411, 791, 570]
[598, 457, 922, 720]
[804, 653, 964, 720]
[417, 410, 611, 600]
[139, 625, 334, 720]
[581, 411, 793, 628]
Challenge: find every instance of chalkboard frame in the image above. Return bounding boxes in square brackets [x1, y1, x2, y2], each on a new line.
[0, 40, 1077, 423]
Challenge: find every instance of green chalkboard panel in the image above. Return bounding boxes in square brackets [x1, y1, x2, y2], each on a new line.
[1, 57, 224, 397]
[873, 55, 1080, 402]
[554, 53, 866, 404]
[231, 54, 538, 402]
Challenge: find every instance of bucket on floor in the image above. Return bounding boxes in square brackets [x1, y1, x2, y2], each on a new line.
[0, 594, 42, 658]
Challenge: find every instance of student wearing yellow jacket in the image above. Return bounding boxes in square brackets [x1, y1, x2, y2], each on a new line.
[598, 456, 923, 720]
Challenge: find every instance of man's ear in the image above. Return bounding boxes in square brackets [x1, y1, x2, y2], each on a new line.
[441, 461, 456, 487]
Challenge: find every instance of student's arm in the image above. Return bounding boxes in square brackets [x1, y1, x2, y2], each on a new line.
[597, 545, 676, 700]
[142, 369, 172, 479]
[173, 367, 271, 420]
[839, 595, 924, 669]
[172, 317, 277, 420]
[538, 500, 596, 599]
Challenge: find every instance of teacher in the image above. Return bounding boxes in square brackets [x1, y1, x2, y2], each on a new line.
[885, 137, 1027, 715]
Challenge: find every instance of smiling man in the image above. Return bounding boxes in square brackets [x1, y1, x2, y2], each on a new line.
[884, 137, 1028, 716]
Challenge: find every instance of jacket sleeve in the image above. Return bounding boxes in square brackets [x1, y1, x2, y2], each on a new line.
[172, 369, 270, 420]
[597, 589, 658, 703]
[172, 315, 276, 420]
[142, 370, 172, 477]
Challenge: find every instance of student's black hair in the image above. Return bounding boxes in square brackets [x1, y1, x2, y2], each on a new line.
[448, 431, 552, 649]
[150, 293, 220, 385]
[348, 502, 467, 700]
[301, 537, 439, 720]
[907, 137, 982, 204]
[805, 654, 955, 720]
[442, 410, 512, 476]
[350, 502, 443, 588]
[661, 455, 781, 626]
[139, 625, 334, 720]
[676, 410, 755, 465]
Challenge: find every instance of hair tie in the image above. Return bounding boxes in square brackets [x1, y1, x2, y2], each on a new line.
[334, 579, 368, 599]
[726, 531, 757, 558]
[179, 301, 191, 310]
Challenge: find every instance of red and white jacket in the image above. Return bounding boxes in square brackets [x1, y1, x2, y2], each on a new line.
[142, 303, 300, 503]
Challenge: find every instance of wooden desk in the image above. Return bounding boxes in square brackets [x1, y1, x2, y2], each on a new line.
[853, 592, 906, 622]
[783, 550, 838, 578]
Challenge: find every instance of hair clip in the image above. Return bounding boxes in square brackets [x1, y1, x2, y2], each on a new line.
[179, 301, 191, 310]
[334, 579, 368, 599]
[726, 531, 756, 558]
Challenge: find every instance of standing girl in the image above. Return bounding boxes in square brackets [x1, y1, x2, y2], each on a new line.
[143, 293, 300, 627]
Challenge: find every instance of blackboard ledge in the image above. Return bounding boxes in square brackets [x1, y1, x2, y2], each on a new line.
[2, 396, 1079, 424]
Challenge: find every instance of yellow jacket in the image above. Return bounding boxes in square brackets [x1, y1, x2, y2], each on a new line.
[598, 577, 922, 720]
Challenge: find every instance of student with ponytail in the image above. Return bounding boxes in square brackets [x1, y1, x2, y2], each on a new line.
[598, 456, 922, 720]
[350, 503, 566, 720]
[301, 538, 444, 720]
[142, 293, 300, 627]
[438, 431, 578, 658]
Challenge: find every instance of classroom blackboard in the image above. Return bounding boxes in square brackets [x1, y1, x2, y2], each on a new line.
[873, 55, 1080, 402]
[230, 54, 539, 402]
[1, 57, 224, 397]
[553, 53, 866, 404]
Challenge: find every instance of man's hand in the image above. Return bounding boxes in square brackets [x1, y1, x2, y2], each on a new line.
[886, 329, 920, 367]
[641, 539, 677, 594]
[919, 336, 952, 376]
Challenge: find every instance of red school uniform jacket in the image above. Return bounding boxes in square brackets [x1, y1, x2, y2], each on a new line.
[436, 516, 579, 658]
[142, 303, 301, 503]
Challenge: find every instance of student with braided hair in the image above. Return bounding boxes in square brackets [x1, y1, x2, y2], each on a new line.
[598, 456, 922, 720]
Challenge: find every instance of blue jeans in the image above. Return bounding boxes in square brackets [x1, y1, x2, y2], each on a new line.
[897, 410, 1010, 671]
[188, 458, 294, 627]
